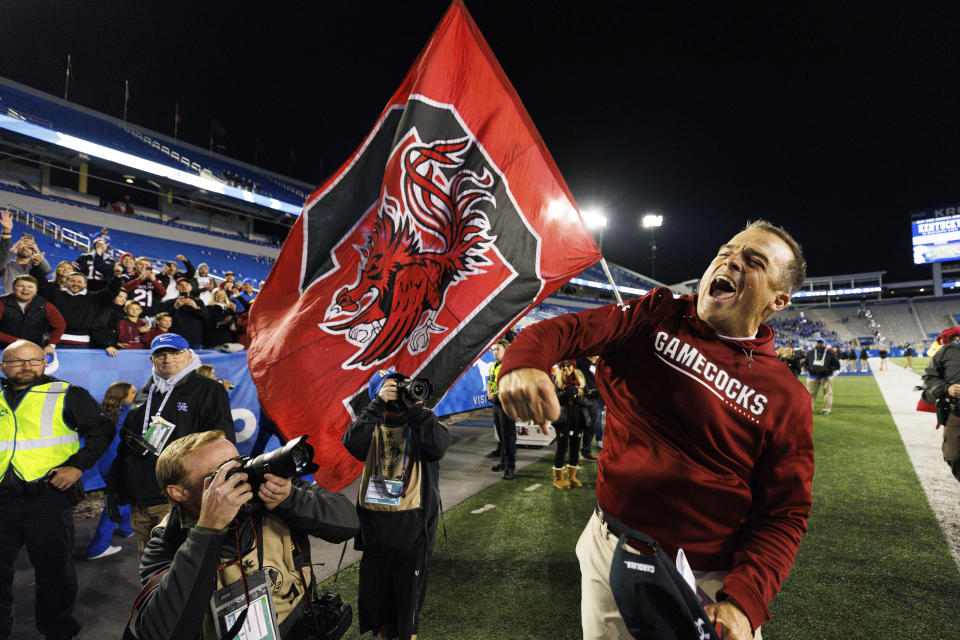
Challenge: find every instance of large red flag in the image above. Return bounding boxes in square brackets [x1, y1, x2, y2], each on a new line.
[247, 0, 601, 490]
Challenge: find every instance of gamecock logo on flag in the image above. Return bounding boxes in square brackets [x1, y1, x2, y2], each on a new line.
[248, 1, 601, 490]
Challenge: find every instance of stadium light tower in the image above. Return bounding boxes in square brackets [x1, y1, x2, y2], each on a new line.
[642, 213, 663, 279]
[582, 207, 609, 250]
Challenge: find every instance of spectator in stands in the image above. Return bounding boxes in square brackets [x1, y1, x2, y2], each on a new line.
[0, 210, 51, 294]
[203, 288, 237, 348]
[805, 339, 840, 415]
[198, 278, 216, 305]
[117, 301, 149, 349]
[161, 279, 207, 348]
[194, 262, 214, 292]
[75, 238, 115, 291]
[0, 274, 65, 352]
[219, 271, 236, 289]
[117, 252, 137, 281]
[157, 255, 195, 302]
[92, 227, 112, 247]
[141, 312, 172, 347]
[34, 266, 123, 349]
[123, 259, 166, 318]
[236, 279, 257, 310]
[86, 381, 136, 560]
[50, 260, 76, 291]
[91, 289, 128, 356]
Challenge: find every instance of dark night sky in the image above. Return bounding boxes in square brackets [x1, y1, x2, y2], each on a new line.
[2, 1, 959, 286]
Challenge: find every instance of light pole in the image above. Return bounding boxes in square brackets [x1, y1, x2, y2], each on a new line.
[583, 208, 608, 250]
[642, 213, 663, 278]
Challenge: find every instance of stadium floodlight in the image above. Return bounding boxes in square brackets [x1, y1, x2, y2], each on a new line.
[582, 208, 608, 230]
[642, 213, 663, 228]
[581, 207, 608, 250]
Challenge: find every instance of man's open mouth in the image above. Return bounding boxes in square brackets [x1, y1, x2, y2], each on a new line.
[708, 274, 738, 300]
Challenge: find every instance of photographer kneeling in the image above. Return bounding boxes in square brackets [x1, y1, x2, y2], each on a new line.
[342, 370, 451, 640]
[125, 430, 359, 640]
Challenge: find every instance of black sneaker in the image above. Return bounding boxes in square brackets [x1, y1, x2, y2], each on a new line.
[581, 452, 598, 461]
[503, 468, 515, 480]
[491, 464, 504, 472]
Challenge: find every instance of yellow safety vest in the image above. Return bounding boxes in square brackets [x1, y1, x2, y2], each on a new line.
[488, 360, 502, 397]
[0, 381, 76, 482]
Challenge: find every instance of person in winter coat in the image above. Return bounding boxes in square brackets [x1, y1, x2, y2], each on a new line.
[342, 369, 451, 640]
[107, 333, 233, 555]
[86, 381, 136, 559]
[550, 360, 590, 489]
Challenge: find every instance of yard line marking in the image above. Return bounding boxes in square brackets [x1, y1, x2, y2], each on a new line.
[470, 504, 496, 514]
[525, 483, 542, 492]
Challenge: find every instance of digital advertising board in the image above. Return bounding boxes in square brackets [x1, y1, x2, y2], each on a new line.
[912, 210, 960, 265]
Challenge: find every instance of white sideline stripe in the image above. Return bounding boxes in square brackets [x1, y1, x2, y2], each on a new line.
[470, 503, 496, 514]
[870, 358, 960, 568]
[524, 483, 542, 492]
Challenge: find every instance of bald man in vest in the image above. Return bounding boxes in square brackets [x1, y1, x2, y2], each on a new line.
[0, 340, 115, 640]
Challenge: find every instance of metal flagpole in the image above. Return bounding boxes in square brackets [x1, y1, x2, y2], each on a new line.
[63, 55, 71, 100]
[597, 256, 625, 305]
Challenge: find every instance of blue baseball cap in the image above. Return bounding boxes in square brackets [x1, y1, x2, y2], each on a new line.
[368, 369, 405, 400]
[150, 333, 190, 354]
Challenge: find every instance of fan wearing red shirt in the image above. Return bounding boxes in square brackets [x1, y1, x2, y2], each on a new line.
[499, 221, 813, 640]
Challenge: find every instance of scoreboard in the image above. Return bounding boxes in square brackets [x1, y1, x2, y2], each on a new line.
[912, 212, 960, 265]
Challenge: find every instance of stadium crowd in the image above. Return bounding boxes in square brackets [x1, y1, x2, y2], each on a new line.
[0, 210, 258, 354]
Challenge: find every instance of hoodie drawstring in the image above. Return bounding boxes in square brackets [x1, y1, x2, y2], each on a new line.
[742, 348, 754, 368]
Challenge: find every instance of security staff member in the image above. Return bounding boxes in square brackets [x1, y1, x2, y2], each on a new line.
[0, 340, 114, 640]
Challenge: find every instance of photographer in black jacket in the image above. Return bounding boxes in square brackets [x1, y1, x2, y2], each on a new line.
[126, 430, 359, 640]
[342, 369, 451, 640]
[923, 334, 960, 481]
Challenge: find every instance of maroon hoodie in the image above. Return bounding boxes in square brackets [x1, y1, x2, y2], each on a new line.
[501, 288, 813, 630]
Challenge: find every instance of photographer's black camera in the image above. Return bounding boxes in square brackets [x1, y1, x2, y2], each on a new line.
[382, 376, 433, 411]
[220, 435, 320, 491]
[396, 377, 433, 403]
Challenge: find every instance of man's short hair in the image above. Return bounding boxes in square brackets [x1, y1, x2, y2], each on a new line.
[743, 220, 807, 293]
[12, 274, 37, 287]
[155, 312, 172, 322]
[495, 338, 510, 348]
[66, 272, 86, 280]
[156, 430, 226, 492]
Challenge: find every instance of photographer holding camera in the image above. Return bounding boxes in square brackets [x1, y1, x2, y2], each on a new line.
[341, 369, 451, 640]
[125, 430, 359, 640]
[923, 331, 960, 481]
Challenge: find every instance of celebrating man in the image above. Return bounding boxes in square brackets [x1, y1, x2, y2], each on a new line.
[499, 220, 814, 640]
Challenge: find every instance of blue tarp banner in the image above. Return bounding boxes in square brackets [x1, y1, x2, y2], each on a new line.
[47, 348, 498, 490]
[41, 349, 265, 491]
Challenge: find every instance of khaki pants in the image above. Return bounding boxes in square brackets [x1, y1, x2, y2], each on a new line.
[131, 503, 171, 556]
[576, 511, 761, 639]
[806, 376, 833, 413]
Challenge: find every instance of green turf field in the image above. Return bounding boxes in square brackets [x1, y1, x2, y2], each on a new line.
[318, 375, 960, 639]
[890, 356, 930, 372]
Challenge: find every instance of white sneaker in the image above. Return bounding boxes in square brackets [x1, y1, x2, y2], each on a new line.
[87, 545, 122, 560]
